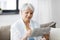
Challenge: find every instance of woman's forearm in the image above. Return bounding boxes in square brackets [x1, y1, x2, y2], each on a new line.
[21, 30, 31, 40]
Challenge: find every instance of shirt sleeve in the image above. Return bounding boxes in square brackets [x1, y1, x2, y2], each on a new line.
[10, 24, 21, 40]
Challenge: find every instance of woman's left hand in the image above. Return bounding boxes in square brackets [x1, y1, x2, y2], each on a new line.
[40, 37, 46, 40]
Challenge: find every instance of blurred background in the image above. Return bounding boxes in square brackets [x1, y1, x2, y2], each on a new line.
[0, 0, 60, 40]
[0, 0, 60, 28]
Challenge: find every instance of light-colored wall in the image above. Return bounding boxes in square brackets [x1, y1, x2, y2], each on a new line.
[1, 0, 60, 28]
[0, 14, 20, 26]
[52, 0, 60, 28]
[39, 0, 53, 24]
[0, 0, 53, 27]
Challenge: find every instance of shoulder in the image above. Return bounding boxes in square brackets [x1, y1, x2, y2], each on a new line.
[11, 20, 19, 27]
[10, 19, 23, 34]
[11, 19, 22, 29]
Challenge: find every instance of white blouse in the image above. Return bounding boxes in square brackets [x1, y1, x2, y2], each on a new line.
[10, 18, 42, 40]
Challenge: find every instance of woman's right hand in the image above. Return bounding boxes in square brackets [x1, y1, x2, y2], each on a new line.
[25, 30, 32, 37]
[21, 30, 32, 40]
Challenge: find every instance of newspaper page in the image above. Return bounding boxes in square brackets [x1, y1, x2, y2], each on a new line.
[30, 27, 51, 37]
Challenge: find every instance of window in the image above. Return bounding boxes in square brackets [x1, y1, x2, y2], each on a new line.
[0, 0, 16, 10]
[0, 0, 19, 14]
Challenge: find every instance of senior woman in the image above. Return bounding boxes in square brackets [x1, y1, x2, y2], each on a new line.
[11, 3, 49, 40]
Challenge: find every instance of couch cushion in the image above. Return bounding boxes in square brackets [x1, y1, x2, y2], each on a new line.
[0, 27, 2, 39]
[50, 28, 60, 40]
[0, 25, 10, 40]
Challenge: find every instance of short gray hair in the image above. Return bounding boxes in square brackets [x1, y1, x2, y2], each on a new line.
[21, 3, 34, 12]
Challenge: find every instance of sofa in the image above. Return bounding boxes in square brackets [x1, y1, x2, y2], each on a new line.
[0, 25, 10, 40]
[0, 21, 60, 40]
[50, 28, 60, 40]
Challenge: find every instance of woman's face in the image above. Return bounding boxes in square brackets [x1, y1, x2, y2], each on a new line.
[21, 7, 33, 22]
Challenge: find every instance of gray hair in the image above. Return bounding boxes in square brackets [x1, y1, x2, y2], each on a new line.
[21, 3, 34, 12]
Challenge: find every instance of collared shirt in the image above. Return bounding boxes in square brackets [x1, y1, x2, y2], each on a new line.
[11, 18, 42, 40]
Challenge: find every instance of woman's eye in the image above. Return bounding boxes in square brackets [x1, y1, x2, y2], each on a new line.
[25, 12, 28, 14]
[30, 13, 33, 14]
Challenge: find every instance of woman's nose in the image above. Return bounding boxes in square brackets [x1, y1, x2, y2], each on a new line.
[28, 13, 31, 17]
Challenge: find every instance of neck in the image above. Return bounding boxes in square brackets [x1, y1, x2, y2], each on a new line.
[23, 19, 30, 24]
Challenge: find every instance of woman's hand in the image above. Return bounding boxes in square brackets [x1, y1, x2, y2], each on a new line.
[21, 30, 32, 40]
[25, 29, 32, 37]
[41, 37, 46, 40]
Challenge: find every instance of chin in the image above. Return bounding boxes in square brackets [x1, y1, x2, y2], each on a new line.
[26, 19, 30, 21]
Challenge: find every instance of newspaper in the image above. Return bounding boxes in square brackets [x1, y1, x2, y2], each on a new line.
[30, 27, 51, 37]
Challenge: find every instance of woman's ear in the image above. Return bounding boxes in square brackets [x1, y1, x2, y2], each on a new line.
[19, 10, 22, 14]
[19, 10, 22, 16]
[21, 10, 23, 14]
